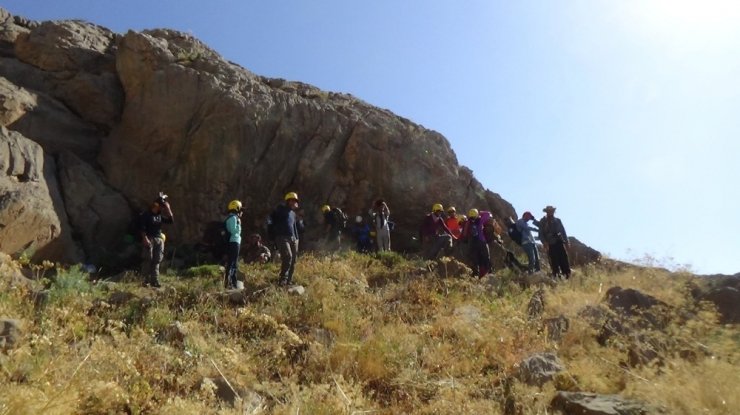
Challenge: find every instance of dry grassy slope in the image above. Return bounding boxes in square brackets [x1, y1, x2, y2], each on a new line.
[0, 252, 738, 415]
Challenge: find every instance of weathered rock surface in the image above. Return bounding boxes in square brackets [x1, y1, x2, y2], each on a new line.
[0, 318, 22, 351]
[568, 236, 602, 266]
[0, 126, 81, 262]
[98, 28, 516, 251]
[516, 352, 564, 387]
[551, 391, 648, 415]
[56, 151, 132, 264]
[543, 315, 570, 342]
[604, 286, 666, 316]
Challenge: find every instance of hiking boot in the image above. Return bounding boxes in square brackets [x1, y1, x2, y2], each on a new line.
[151, 280, 162, 288]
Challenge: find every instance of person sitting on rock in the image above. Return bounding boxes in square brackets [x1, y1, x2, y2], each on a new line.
[516, 211, 541, 273]
[419, 203, 456, 260]
[270, 192, 301, 286]
[224, 200, 243, 290]
[538, 205, 571, 279]
[139, 192, 173, 288]
[352, 215, 373, 253]
[370, 199, 392, 252]
[243, 233, 271, 264]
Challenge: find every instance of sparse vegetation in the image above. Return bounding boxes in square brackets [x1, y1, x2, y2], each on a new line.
[0, 252, 737, 414]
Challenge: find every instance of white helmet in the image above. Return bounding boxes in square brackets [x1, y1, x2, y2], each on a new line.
[355, 215, 363, 223]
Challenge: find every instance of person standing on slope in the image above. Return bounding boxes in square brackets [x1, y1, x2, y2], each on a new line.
[139, 192, 174, 288]
[538, 205, 571, 279]
[462, 209, 493, 277]
[271, 192, 301, 286]
[223, 200, 243, 289]
[419, 203, 456, 260]
[371, 199, 392, 252]
[516, 211, 541, 273]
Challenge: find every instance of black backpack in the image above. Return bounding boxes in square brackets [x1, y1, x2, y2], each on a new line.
[331, 207, 348, 230]
[507, 221, 523, 246]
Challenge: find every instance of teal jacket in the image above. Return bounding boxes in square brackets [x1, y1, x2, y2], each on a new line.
[226, 213, 241, 244]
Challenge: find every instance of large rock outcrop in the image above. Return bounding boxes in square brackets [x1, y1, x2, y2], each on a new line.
[0, 6, 599, 264]
[0, 126, 81, 262]
[98, 29, 516, 249]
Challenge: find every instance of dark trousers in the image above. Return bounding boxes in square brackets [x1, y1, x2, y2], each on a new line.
[224, 242, 240, 288]
[141, 237, 164, 284]
[277, 237, 299, 284]
[469, 239, 491, 277]
[547, 240, 571, 278]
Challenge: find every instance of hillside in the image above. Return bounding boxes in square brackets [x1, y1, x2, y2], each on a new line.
[1, 252, 738, 414]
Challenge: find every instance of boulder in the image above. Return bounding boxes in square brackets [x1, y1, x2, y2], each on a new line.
[0, 76, 102, 161]
[550, 391, 648, 415]
[157, 321, 188, 346]
[604, 287, 666, 316]
[0, 8, 30, 56]
[287, 285, 306, 296]
[516, 352, 564, 387]
[99, 29, 516, 251]
[0, 318, 22, 351]
[0, 126, 82, 262]
[200, 377, 264, 410]
[56, 151, 132, 264]
[577, 305, 610, 329]
[700, 287, 740, 324]
[14, 20, 117, 73]
[433, 257, 472, 278]
[527, 288, 546, 320]
[543, 315, 570, 342]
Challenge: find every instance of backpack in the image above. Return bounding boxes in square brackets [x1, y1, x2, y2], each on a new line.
[507, 221, 523, 246]
[331, 207, 348, 230]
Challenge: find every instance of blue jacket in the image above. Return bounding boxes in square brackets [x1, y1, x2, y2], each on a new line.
[271, 204, 299, 240]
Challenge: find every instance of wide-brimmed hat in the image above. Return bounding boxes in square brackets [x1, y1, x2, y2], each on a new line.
[542, 205, 556, 213]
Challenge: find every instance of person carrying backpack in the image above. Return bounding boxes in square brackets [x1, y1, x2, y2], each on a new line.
[515, 211, 541, 273]
[538, 205, 571, 279]
[271, 192, 301, 286]
[371, 199, 391, 252]
[419, 203, 456, 260]
[139, 192, 173, 288]
[322, 204, 346, 251]
[224, 200, 243, 289]
[462, 209, 493, 277]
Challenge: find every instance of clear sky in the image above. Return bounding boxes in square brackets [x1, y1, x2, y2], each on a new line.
[5, 0, 739, 274]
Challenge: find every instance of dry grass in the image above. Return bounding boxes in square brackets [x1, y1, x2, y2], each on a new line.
[0, 252, 737, 414]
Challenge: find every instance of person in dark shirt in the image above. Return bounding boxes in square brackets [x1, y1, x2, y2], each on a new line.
[243, 233, 272, 264]
[352, 215, 373, 253]
[538, 205, 571, 279]
[322, 204, 342, 251]
[271, 192, 300, 286]
[139, 193, 174, 287]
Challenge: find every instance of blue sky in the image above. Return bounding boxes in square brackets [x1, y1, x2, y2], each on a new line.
[5, 0, 739, 274]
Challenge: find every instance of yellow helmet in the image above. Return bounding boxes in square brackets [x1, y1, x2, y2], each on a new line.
[228, 200, 242, 211]
[432, 203, 444, 213]
[321, 204, 331, 213]
[468, 208, 479, 218]
[160, 233, 166, 242]
[284, 192, 299, 201]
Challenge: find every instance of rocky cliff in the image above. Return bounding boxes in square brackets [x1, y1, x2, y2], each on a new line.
[1, 7, 553, 267]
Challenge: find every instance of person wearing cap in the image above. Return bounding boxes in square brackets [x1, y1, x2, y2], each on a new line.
[139, 193, 174, 288]
[224, 200, 243, 289]
[419, 203, 456, 260]
[243, 233, 271, 264]
[538, 205, 571, 279]
[270, 192, 301, 285]
[370, 199, 392, 252]
[516, 211, 541, 273]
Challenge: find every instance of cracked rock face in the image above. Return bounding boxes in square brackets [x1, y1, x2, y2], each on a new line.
[0, 6, 536, 262]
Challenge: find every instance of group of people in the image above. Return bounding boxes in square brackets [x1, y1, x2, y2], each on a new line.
[321, 199, 393, 254]
[137, 191, 571, 289]
[418, 203, 571, 279]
